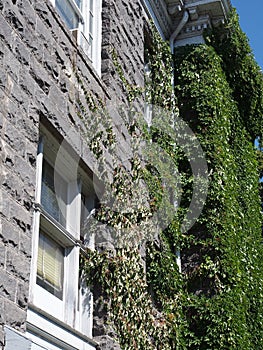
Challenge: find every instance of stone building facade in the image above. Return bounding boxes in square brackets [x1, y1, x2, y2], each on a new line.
[0, 0, 230, 349]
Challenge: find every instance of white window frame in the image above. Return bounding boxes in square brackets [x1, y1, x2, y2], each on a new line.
[49, 0, 102, 75]
[27, 126, 96, 349]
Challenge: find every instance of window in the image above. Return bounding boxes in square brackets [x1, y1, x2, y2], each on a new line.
[27, 126, 97, 350]
[50, 0, 102, 74]
[56, 0, 81, 30]
[41, 159, 67, 227]
[37, 230, 64, 299]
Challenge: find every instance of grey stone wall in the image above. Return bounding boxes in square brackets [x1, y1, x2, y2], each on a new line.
[101, 0, 145, 108]
[0, 0, 147, 348]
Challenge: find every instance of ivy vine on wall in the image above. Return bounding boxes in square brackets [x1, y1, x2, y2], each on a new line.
[78, 10, 263, 350]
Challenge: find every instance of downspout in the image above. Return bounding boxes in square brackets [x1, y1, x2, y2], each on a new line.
[169, 10, 189, 54]
[169, 8, 189, 273]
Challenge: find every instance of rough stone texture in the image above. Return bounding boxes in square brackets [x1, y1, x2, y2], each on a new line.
[0, 0, 148, 348]
[94, 335, 121, 350]
[101, 0, 145, 108]
[0, 325, 5, 349]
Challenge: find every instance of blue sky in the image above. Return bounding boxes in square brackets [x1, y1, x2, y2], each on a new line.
[231, 1, 263, 69]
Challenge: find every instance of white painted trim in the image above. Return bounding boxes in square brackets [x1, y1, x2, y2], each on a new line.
[35, 137, 44, 204]
[142, 0, 166, 39]
[48, 0, 102, 75]
[27, 307, 97, 350]
[33, 284, 64, 320]
[67, 180, 81, 238]
[28, 137, 44, 304]
[185, 0, 229, 20]
[94, 0, 102, 76]
[28, 125, 95, 347]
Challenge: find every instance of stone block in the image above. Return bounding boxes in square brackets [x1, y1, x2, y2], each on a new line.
[16, 112, 39, 145]
[29, 61, 51, 95]
[3, 299, 27, 329]
[25, 142, 37, 168]
[34, 87, 56, 120]
[14, 154, 35, 189]
[3, 168, 34, 212]
[34, 0, 59, 35]
[0, 297, 4, 324]
[19, 232, 31, 258]
[0, 96, 16, 124]
[0, 325, 4, 348]
[0, 11, 16, 50]
[0, 65, 7, 91]
[0, 219, 19, 248]
[0, 269, 17, 302]
[48, 84, 68, 117]
[3, 6, 25, 36]
[18, 69, 36, 100]
[0, 195, 12, 221]
[35, 14, 55, 55]
[95, 335, 121, 350]
[6, 249, 30, 282]
[3, 121, 26, 157]
[0, 195, 32, 234]
[21, 23, 43, 63]
[16, 281, 29, 309]
[0, 242, 5, 268]
[16, 0, 36, 29]
[10, 81, 28, 108]
[0, 113, 2, 131]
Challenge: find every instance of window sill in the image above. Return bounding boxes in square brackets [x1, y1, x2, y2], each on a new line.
[27, 304, 97, 350]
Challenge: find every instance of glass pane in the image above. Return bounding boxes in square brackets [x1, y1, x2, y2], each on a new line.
[89, 0, 93, 13]
[55, 0, 79, 29]
[41, 160, 67, 227]
[89, 13, 93, 36]
[80, 194, 91, 241]
[89, 35, 93, 59]
[80, 192, 95, 246]
[37, 231, 64, 299]
[74, 0, 82, 9]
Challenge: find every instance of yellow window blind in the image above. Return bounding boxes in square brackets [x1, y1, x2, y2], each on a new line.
[37, 231, 64, 298]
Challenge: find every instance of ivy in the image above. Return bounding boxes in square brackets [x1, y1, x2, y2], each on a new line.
[77, 13, 263, 350]
[205, 9, 263, 140]
[173, 38, 263, 349]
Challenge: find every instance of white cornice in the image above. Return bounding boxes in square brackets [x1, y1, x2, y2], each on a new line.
[142, 0, 177, 38]
[142, 0, 232, 40]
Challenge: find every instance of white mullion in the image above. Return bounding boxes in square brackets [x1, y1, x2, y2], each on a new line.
[29, 136, 44, 303]
[67, 179, 81, 238]
[35, 136, 44, 204]
[93, 0, 102, 75]
[64, 246, 79, 328]
[64, 179, 81, 327]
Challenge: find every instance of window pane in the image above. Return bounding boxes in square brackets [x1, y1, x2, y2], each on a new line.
[89, 13, 93, 36]
[74, 0, 82, 9]
[55, 0, 79, 29]
[80, 193, 95, 243]
[37, 231, 64, 299]
[80, 194, 89, 241]
[41, 160, 67, 227]
[89, 0, 93, 13]
[89, 35, 93, 60]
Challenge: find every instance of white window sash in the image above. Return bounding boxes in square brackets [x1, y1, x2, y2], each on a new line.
[28, 127, 95, 341]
